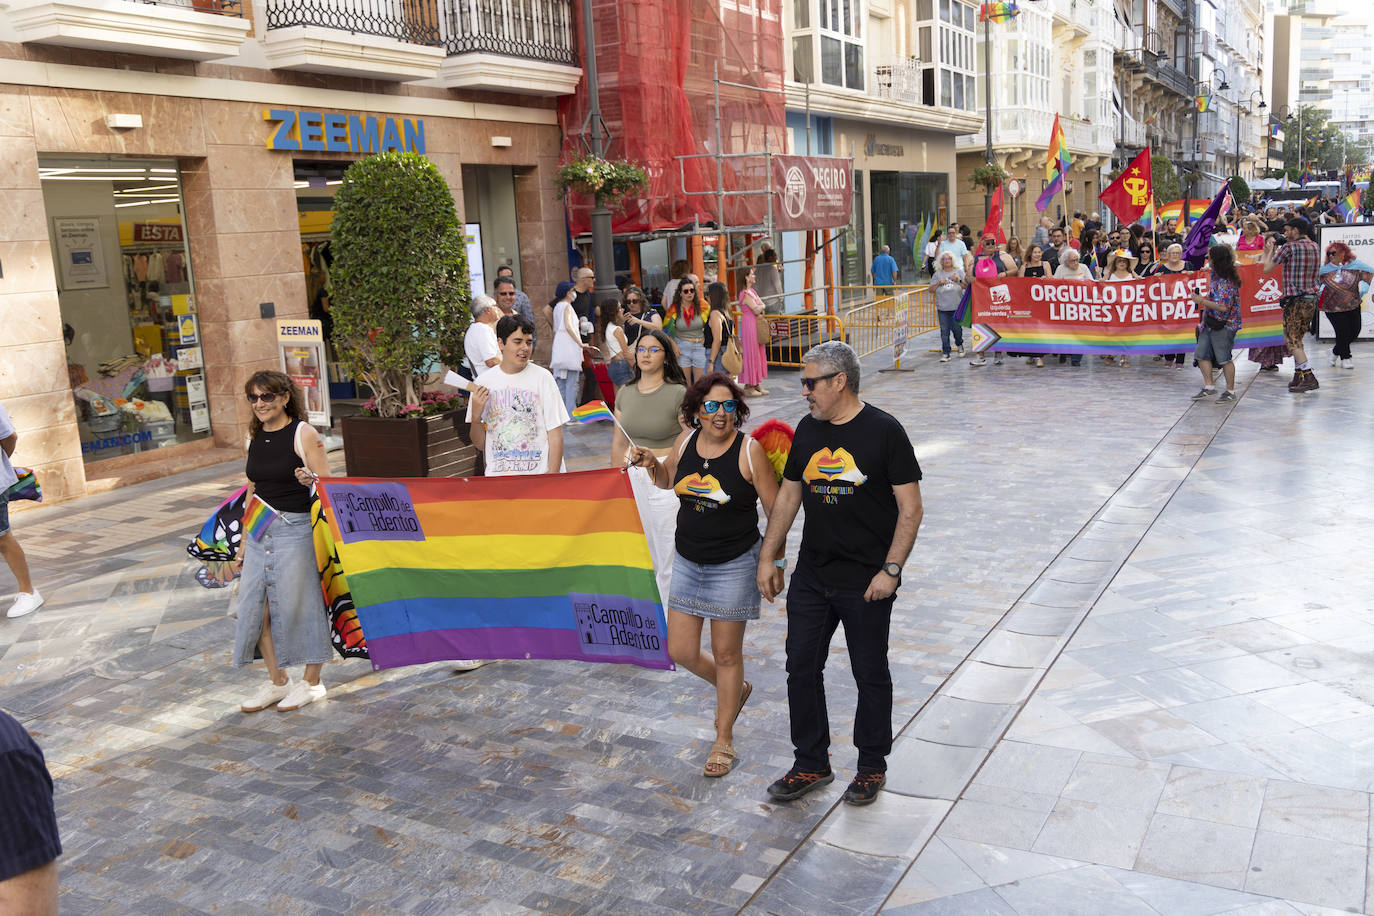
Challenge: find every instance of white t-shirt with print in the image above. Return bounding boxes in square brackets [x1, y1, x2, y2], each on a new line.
[463, 321, 501, 375]
[465, 363, 569, 476]
[0, 404, 17, 490]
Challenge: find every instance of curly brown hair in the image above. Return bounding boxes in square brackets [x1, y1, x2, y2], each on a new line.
[244, 369, 306, 437]
[680, 372, 750, 429]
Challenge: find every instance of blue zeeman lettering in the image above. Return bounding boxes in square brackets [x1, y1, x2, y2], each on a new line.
[265, 109, 299, 150]
[349, 115, 379, 153]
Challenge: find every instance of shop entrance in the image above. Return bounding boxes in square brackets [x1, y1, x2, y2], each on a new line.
[294, 160, 353, 402]
[460, 165, 521, 298]
[39, 158, 208, 463]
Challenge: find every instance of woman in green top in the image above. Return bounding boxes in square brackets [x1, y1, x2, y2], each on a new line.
[611, 328, 689, 603]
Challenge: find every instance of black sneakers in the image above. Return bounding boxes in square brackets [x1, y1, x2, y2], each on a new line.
[842, 771, 886, 806]
[766, 768, 834, 801]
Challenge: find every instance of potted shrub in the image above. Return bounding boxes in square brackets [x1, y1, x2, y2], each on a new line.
[554, 155, 648, 209]
[330, 152, 475, 477]
[969, 162, 1009, 192]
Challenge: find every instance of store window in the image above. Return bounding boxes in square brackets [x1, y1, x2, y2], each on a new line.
[40, 159, 208, 463]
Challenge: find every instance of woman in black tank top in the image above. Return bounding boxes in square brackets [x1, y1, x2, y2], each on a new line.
[629, 373, 779, 779]
[232, 370, 333, 714]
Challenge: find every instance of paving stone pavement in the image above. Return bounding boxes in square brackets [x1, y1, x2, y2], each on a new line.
[2, 340, 1369, 914]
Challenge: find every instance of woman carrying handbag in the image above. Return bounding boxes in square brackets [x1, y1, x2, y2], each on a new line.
[737, 266, 771, 396]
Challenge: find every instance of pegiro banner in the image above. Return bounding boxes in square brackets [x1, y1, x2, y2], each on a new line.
[969, 264, 1285, 355]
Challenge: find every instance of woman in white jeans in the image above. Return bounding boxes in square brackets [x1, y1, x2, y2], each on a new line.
[550, 281, 585, 414]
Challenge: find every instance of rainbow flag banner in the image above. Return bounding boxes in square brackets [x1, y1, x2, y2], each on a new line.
[315, 469, 671, 671]
[967, 264, 1284, 356]
[1156, 198, 1227, 225]
[1195, 95, 1211, 113]
[1335, 188, 1363, 221]
[978, 1, 1019, 22]
[243, 494, 280, 542]
[570, 400, 615, 423]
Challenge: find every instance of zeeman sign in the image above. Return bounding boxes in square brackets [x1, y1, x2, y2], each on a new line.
[264, 109, 426, 154]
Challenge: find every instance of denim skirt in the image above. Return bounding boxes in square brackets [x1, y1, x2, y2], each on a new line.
[668, 540, 762, 621]
[232, 510, 332, 668]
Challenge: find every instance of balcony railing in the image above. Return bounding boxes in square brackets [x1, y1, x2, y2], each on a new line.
[126, 0, 244, 14]
[441, 0, 575, 64]
[872, 56, 921, 106]
[266, 0, 440, 46]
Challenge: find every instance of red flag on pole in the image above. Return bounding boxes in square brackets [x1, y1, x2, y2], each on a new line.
[980, 184, 1006, 245]
[1099, 147, 1153, 226]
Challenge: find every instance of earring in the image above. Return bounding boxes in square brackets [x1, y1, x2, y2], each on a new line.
[691, 417, 701, 428]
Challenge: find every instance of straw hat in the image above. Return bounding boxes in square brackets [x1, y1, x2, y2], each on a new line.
[1107, 248, 1138, 271]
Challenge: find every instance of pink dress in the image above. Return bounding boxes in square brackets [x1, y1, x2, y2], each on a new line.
[738, 288, 768, 386]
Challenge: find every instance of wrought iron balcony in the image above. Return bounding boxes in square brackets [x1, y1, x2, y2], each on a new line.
[265, 0, 440, 46]
[441, 0, 575, 65]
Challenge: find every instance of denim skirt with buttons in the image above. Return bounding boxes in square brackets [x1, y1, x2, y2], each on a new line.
[232, 510, 332, 669]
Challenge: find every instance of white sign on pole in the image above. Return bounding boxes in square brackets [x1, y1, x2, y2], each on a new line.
[465, 222, 486, 302]
[1317, 223, 1374, 339]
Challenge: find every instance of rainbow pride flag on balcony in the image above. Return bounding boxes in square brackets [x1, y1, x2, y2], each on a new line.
[315, 469, 671, 672]
[978, 1, 1019, 22]
[1195, 95, 1211, 113]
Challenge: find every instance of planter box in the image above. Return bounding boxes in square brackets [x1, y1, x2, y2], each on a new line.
[341, 409, 480, 478]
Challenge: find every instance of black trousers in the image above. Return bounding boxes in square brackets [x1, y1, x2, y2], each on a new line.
[784, 564, 895, 774]
[1328, 309, 1363, 359]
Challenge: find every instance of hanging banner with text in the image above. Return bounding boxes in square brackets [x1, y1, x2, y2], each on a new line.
[968, 265, 1285, 355]
[770, 155, 854, 230]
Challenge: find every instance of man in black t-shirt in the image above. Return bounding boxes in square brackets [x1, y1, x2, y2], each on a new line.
[757, 341, 924, 807]
[0, 710, 61, 915]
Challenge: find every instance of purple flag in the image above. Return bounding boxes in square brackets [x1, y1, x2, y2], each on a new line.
[1181, 184, 1230, 269]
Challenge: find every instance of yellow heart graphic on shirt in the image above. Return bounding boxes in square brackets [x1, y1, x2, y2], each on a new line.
[802, 448, 867, 485]
[674, 473, 731, 504]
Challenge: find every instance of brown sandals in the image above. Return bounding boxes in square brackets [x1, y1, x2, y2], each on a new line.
[704, 742, 736, 777]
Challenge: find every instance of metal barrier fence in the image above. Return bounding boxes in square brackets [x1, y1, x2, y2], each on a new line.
[733, 310, 847, 369]
[836, 286, 939, 359]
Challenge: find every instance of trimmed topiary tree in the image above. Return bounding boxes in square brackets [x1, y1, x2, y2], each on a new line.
[330, 152, 469, 418]
[1151, 155, 1179, 206]
[1228, 176, 1250, 203]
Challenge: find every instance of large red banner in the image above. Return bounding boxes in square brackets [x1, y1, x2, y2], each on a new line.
[770, 155, 853, 230]
[968, 265, 1285, 355]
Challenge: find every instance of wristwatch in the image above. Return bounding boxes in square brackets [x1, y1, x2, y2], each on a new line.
[882, 561, 902, 578]
[774, 558, 788, 570]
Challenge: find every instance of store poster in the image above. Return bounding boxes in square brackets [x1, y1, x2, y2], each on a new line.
[178, 315, 199, 345]
[465, 223, 485, 302]
[54, 217, 108, 290]
[277, 319, 331, 427]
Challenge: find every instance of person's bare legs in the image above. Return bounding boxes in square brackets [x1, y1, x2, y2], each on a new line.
[707, 620, 746, 745]
[0, 531, 34, 594]
[1197, 359, 1214, 389]
[257, 605, 287, 687]
[1221, 360, 1236, 391]
[668, 608, 713, 684]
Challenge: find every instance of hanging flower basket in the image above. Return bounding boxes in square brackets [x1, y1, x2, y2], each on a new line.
[555, 156, 649, 210]
[969, 163, 1010, 191]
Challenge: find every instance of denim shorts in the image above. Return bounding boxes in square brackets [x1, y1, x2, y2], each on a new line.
[1195, 326, 1237, 366]
[607, 359, 633, 387]
[232, 510, 332, 669]
[0, 490, 9, 537]
[669, 540, 762, 621]
[676, 338, 708, 370]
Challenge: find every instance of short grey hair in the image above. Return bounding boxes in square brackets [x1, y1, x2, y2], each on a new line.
[470, 294, 497, 321]
[803, 340, 860, 394]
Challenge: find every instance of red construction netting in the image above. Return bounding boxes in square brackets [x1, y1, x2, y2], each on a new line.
[558, 0, 787, 235]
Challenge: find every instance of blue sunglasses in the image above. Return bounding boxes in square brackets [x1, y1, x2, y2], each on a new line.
[702, 399, 738, 414]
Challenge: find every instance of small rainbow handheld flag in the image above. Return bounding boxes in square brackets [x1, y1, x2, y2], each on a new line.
[570, 400, 615, 424]
[243, 494, 280, 542]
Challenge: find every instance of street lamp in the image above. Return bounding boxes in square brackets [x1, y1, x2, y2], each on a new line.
[1187, 68, 1230, 211]
[1236, 90, 1266, 183]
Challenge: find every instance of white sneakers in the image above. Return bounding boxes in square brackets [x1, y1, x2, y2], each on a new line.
[1331, 351, 1356, 370]
[241, 678, 293, 712]
[278, 680, 326, 711]
[453, 659, 490, 672]
[7, 592, 43, 619]
[241, 677, 326, 712]
[1342, 357, 1355, 370]
[1329, 349, 1338, 367]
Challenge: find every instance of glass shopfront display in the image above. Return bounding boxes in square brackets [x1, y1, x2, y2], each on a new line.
[40, 159, 208, 462]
